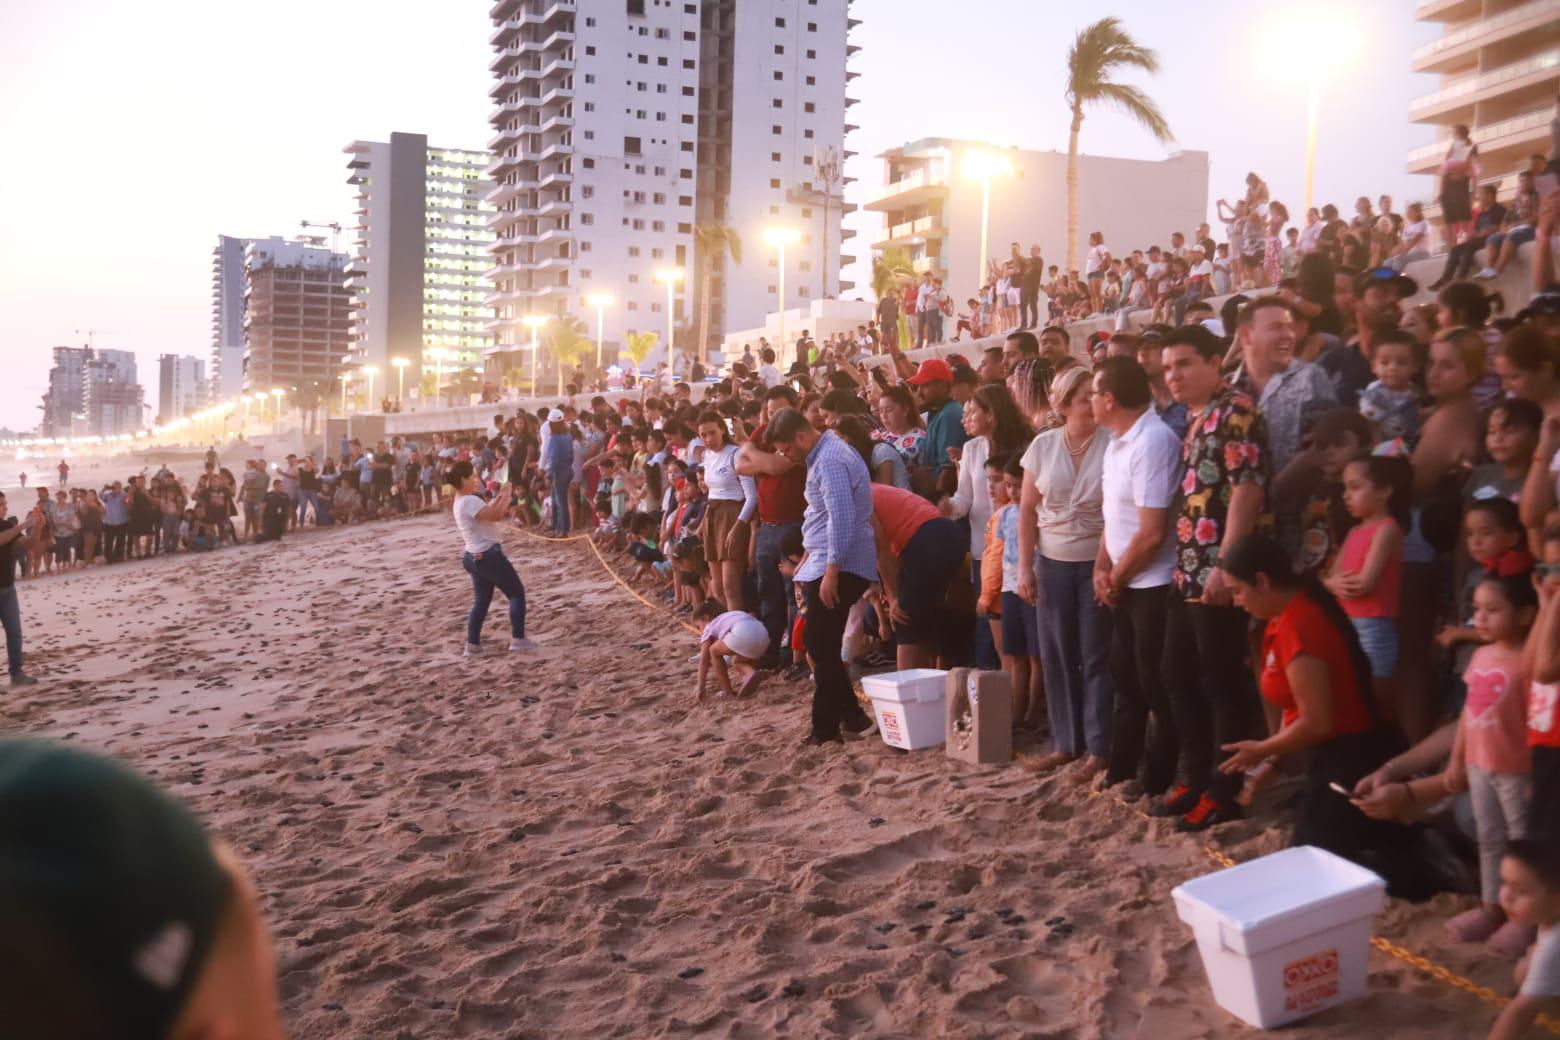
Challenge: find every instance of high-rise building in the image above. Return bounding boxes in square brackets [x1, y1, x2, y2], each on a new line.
[83, 349, 144, 437]
[39, 345, 92, 438]
[158, 354, 206, 424]
[242, 237, 351, 398]
[1408, 1, 1560, 208]
[485, 0, 858, 368]
[211, 235, 251, 399]
[865, 138, 1209, 296]
[344, 133, 496, 395]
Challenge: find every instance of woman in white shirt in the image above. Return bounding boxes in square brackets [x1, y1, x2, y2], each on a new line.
[1085, 231, 1109, 314]
[449, 460, 537, 657]
[1014, 366, 1111, 773]
[1386, 201, 1432, 274]
[696, 412, 758, 611]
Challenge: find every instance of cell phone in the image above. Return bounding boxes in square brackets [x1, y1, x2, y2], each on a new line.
[1327, 781, 1353, 798]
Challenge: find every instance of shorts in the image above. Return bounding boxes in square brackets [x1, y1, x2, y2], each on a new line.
[53, 534, 78, 563]
[1086, 270, 1104, 281]
[1241, 251, 1264, 268]
[790, 613, 807, 655]
[1006, 288, 1021, 306]
[999, 591, 1038, 657]
[1350, 616, 1398, 678]
[703, 499, 749, 563]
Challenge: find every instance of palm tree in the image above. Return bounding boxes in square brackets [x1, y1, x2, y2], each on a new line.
[1064, 17, 1172, 273]
[872, 246, 915, 300]
[547, 319, 590, 395]
[621, 330, 658, 373]
[694, 223, 741, 366]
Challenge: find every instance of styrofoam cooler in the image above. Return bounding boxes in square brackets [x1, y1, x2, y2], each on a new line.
[859, 668, 947, 750]
[1171, 846, 1386, 1029]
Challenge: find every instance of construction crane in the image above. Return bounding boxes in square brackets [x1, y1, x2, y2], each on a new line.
[73, 328, 125, 350]
[299, 220, 344, 252]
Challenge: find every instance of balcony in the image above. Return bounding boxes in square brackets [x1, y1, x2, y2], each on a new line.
[489, 17, 522, 48]
[862, 166, 949, 211]
[537, 169, 573, 189]
[488, 71, 523, 99]
[1410, 0, 1560, 73]
[1407, 108, 1554, 171]
[1410, 50, 1560, 122]
[873, 214, 946, 248]
[1417, 0, 1483, 20]
[910, 256, 944, 275]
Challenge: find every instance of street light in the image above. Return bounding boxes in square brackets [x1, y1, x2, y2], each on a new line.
[761, 227, 801, 366]
[391, 357, 409, 403]
[1268, 6, 1357, 214]
[585, 292, 613, 373]
[522, 315, 547, 396]
[363, 366, 379, 411]
[963, 150, 1012, 293]
[270, 387, 285, 426]
[654, 268, 683, 378]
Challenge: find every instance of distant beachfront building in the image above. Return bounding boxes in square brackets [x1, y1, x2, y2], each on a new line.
[343, 132, 496, 398]
[211, 235, 251, 400]
[865, 137, 1209, 295]
[1408, 0, 1560, 210]
[484, 0, 859, 370]
[241, 238, 351, 399]
[39, 345, 91, 438]
[157, 354, 206, 425]
[83, 349, 144, 437]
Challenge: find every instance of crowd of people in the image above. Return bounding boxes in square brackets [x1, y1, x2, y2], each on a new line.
[436, 240, 1560, 1035]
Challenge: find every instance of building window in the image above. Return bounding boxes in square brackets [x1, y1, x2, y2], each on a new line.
[681, 85, 694, 96]
[624, 136, 641, 155]
[652, 220, 665, 231]
[653, 192, 666, 203]
[584, 102, 595, 112]
[773, 71, 783, 81]
[627, 0, 644, 14]
[654, 165, 665, 175]
[767, 284, 776, 294]
[681, 114, 694, 124]
[807, 22, 816, 31]
[775, 17, 785, 27]
[770, 152, 781, 161]
[801, 207, 811, 218]
[628, 246, 641, 257]
[677, 222, 691, 233]
[769, 178, 780, 188]
[798, 286, 810, 298]
[628, 274, 640, 283]
[655, 112, 666, 121]
[651, 302, 662, 313]
[678, 195, 692, 206]
[769, 205, 779, 215]
[799, 261, 812, 272]
[585, 45, 596, 55]
[683, 30, 695, 41]
[582, 157, 595, 168]
[679, 168, 692, 178]
[804, 128, 814, 139]
[627, 301, 638, 311]
[585, 73, 595, 83]
[774, 44, 784, 55]
[580, 269, 592, 279]
[581, 185, 594, 198]
[585, 16, 597, 26]
[806, 75, 815, 86]
[632, 218, 645, 229]
[638, 55, 648, 64]
[580, 241, 591, 252]
[655, 27, 669, 39]
[655, 83, 666, 93]
[772, 125, 782, 134]
[806, 49, 816, 58]
[651, 247, 664, 259]
[657, 56, 667, 66]
[683, 58, 694, 69]
[804, 102, 815, 113]
[680, 141, 693, 152]
[772, 99, 782, 108]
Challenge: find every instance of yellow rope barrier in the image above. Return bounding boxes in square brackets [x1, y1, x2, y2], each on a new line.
[517, 523, 1554, 1034]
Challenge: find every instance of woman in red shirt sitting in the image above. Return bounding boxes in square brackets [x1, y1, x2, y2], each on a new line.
[1218, 534, 1437, 899]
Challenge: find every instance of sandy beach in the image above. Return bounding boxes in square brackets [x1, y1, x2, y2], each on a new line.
[0, 514, 1509, 1038]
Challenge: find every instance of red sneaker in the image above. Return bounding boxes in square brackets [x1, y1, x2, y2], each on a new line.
[1178, 794, 1242, 833]
[1148, 785, 1198, 818]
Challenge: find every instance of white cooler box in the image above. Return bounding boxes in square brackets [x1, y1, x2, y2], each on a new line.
[859, 668, 947, 750]
[1171, 846, 1386, 1029]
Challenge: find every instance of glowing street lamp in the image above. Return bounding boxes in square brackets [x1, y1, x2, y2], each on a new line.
[391, 356, 409, 403]
[270, 387, 285, 425]
[363, 366, 379, 411]
[963, 150, 1012, 293]
[761, 226, 802, 365]
[522, 315, 548, 395]
[1267, 7, 1357, 214]
[585, 292, 613, 372]
[654, 268, 684, 377]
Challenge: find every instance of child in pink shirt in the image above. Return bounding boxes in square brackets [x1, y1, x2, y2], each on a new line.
[1444, 573, 1538, 957]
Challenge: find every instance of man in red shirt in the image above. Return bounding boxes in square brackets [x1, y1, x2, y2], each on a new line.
[737, 385, 807, 670]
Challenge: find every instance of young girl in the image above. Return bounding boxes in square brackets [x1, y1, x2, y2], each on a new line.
[1527, 525, 1560, 843]
[1326, 456, 1408, 687]
[1444, 573, 1536, 957]
[976, 456, 1006, 669]
[693, 601, 769, 702]
[1437, 498, 1533, 700]
[997, 455, 1041, 728]
[1358, 336, 1420, 448]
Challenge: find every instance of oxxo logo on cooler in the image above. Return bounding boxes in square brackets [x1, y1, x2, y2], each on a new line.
[878, 709, 902, 742]
[1282, 948, 1340, 1012]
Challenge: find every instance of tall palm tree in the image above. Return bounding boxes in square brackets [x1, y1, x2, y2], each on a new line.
[872, 246, 915, 300]
[547, 319, 589, 395]
[1064, 17, 1172, 272]
[621, 330, 659, 373]
[694, 223, 742, 366]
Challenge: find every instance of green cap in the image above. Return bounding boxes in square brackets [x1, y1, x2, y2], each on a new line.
[0, 739, 232, 1039]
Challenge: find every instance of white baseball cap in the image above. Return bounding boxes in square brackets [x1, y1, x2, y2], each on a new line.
[722, 618, 770, 662]
[546, 408, 567, 424]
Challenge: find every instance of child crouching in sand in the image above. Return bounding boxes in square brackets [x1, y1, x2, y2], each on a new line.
[1485, 839, 1560, 1039]
[693, 601, 769, 702]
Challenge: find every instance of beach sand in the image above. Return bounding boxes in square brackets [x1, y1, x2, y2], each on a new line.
[1, 514, 1506, 1038]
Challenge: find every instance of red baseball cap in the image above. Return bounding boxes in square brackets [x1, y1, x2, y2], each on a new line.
[905, 358, 954, 386]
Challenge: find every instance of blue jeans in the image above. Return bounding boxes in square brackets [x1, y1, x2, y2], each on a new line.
[461, 543, 526, 646]
[1351, 616, 1399, 678]
[971, 558, 1000, 669]
[549, 473, 572, 535]
[0, 585, 22, 676]
[1036, 556, 1113, 759]
[754, 521, 801, 662]
[297, 489, 321, 525]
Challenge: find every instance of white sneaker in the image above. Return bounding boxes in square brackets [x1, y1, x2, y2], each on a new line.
[463, 643, 483, 657]
[508, 637, 541, 652]
[1473, 267, 1498, 280]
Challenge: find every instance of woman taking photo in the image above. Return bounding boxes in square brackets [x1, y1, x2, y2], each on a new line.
[448, 460, 537, 657]
[1216, 534, 1434, 898]
[695, 411, 756, 612]
[1016, 366, 1111, 768]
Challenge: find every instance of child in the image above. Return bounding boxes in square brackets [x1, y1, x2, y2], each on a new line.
[1277, 409, 1373, 577]
[626, 512, 669, 582]
[1528, 527, 1560, 845]
[1357, 333, 1420, 447]
[1326, 455, 1409, 682]
[1465, 398, 1543, 507]
[996, 455, 1041, 730]
[1445, 573, 1537, 956]
[977, 457, 1006, 667]
[1484, 840, 1560, 1039]
[693, 601, 769, 701]
[1438, 498, 1534, 682]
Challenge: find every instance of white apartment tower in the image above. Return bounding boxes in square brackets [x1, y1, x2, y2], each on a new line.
[1408, 0, 1560, 206]
[485, 0, 859, 369]
[211, 235, 251, 399]
[158, 354, 207, 425]
[344, 133, 496, 395]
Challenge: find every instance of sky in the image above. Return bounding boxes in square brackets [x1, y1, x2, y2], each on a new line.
[0, 0, 1441, 432]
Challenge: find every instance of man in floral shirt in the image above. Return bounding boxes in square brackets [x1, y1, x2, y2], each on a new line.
[1155, 324, 1270, 832]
